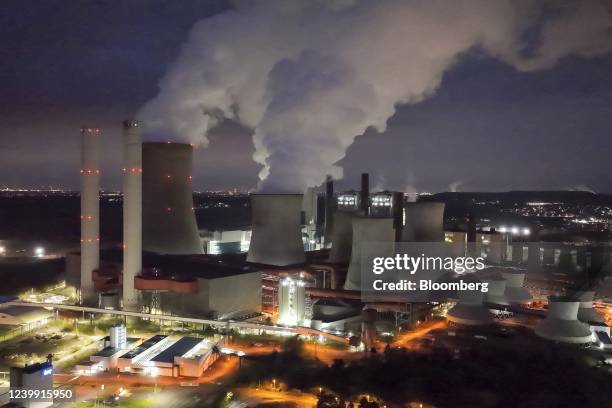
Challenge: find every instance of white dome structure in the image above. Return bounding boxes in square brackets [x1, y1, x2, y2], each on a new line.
[344, 218, 394, 291]
[247, 194, 305, 266]
[501, 271, 532, 304]
[402, 202, 445, 242]
[328, 209, 364, 264]
[576, 291, 606, 326]
[535, 295, 594, 343]
[446, 277, 494, 326]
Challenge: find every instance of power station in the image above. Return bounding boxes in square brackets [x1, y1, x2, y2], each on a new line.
[66, 120, 610, 350]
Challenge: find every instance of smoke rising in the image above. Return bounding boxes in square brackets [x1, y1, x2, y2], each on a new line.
[138, 0, 612, 192]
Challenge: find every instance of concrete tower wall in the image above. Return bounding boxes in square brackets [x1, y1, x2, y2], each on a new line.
[80, 127, 100, 306]
[535, 296, 593, 343]
[122, 120, 142, 310]
[328, 209, 365, 263]
[247, 194, 305, 266]
[142, 142, 202, 255]
[402, 202, 445, 242]
[344, 217, 394, 290]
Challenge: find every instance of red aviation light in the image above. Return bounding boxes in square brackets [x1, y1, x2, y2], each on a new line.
[188, 175, 193, 181]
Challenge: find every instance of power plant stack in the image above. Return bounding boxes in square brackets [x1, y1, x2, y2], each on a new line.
[247, 194, 305, 266]
[535, 295, 593, 343]
[142, 142, 203, 255]
[328, 209, 365, 264]
[324, 176, 335, 246]
[344, 217, 394, 290]
[360, 173, 369, 215]
[80, 127, 100, 306]
[122, 120, 142, 310]
[402, 202, 445, 242]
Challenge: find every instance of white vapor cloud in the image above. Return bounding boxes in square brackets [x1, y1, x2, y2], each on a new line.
[138, 0, 612, 192]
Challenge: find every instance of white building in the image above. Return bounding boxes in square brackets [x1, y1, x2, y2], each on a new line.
[278, 277, 306, 327]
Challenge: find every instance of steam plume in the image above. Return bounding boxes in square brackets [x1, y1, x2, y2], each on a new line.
[138, 0, 612, 192]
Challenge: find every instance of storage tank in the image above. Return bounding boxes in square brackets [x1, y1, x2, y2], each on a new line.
[402, 202, 445, 242]
[344, 217, 394, 290]
[142, 142, 203, 255]
[535, 295, 593, 343]
[247, 194, 305, 266]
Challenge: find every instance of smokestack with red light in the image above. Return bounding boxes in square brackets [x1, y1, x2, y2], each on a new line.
[142, 142, 202, 255]
[122, 120, 142, 310]
[80, 127, 100, 306]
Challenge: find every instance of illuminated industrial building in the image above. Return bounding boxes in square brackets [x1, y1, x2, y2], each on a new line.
[277, 277, 307, 326]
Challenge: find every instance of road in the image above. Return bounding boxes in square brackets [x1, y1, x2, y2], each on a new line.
[392, 320, 447, 348]
[235, 387, 317, 407]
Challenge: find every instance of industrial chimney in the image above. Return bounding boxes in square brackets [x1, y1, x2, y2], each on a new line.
[535, 295, 593, 343]
[402, 202, 445, 242]
[142, 142, 202, 255]
[80, 126, 100, 306]
[247, 194, 305, 266]
[328, 209, 365, 264]
[344, 217, 394, 290]
[122, 120, 142, 310]
[360, 173, 369, 215]
[323, 175, 335, 246]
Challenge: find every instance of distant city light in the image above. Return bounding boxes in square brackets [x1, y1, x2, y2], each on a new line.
[499, 226, 507, 233]
[522, 228, 531, 236]
[0, 246, 5, 255]
[34, 246, 45, 257]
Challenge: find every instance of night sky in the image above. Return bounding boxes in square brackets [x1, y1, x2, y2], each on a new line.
[2, 0, 612, 193]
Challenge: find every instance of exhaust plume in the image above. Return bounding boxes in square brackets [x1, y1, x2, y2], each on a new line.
[138, 0, 612, 192]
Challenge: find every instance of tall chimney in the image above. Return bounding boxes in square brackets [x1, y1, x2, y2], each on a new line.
[122, 120, 142, 310]
[142, 142, 202, 254]
[360, 173, 369, 215]
[392, 192, 404, 242]
[324, 175, 335, 246]
[247, 194, 305, 266]
[80, 127, 100, 306]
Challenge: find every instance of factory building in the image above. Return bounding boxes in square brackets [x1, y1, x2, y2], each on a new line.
[77, 329, 226, 378]
[9, 358, 54, 408]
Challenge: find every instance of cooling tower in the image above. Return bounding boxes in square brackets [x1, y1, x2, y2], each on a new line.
[122, 120, 142, 310]
[446, 276, 494, 326]
[576, 291, 605, 325]
[483, 275, 508, 305]
[344, 217, 394, 291]
[501, 271, 532, 304]
[80, 127, 100, 306]
[328, 209, 365, 263]
[535, 295, 593, 343]
[142, 142, 203, 255]
[402, 202, 445, 242]
[246, 194, 305, 266]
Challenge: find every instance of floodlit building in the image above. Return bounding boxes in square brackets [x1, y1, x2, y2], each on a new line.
[277, 277, 307, 327]
[535, 295, 594, 344]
